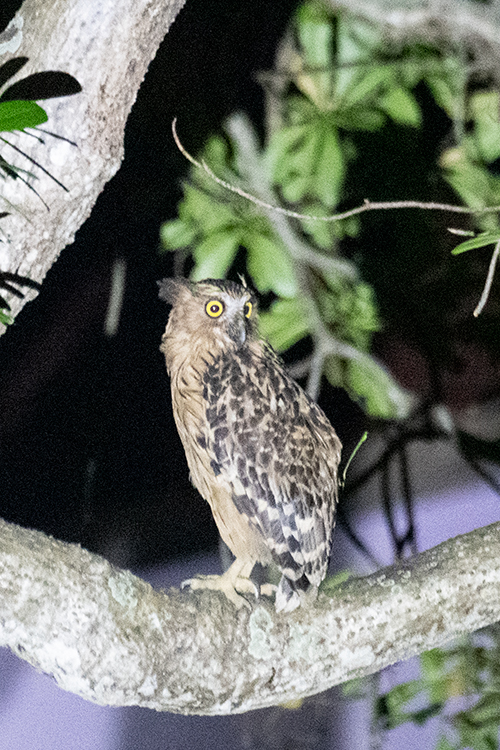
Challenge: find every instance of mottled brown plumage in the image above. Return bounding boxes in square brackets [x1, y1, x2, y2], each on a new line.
[159, 277, 342, 611]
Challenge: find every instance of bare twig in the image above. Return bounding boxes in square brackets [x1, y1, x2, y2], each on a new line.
[171, 119, 500, 224]
[473, 239, 500, 317]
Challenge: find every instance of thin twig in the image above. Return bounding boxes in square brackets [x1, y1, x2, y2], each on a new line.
[473, 239, 500, 317]
[336, 503, 382, 568]
[171, 118, 500, 223]
[398, 444, 417, 556]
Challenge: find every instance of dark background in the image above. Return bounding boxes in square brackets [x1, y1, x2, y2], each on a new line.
[0, 0, 499, 572]
[0, 0, 302, 567]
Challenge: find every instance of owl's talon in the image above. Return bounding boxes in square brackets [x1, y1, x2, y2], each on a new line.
[180, 577, 196, 590]
[182, 574, 252, 610]
[181, 560, 258, 610]
[235, 577, 259, 598]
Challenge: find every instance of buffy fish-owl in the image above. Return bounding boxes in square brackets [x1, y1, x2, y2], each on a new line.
[159, 277, 341, 612]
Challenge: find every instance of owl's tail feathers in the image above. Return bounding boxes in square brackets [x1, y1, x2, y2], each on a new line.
[274, 575, 318, 612]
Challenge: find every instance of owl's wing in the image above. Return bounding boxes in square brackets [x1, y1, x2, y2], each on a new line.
[205, 347, 341, 589]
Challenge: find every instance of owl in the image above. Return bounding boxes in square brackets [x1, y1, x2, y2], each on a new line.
[158, 277, 342, 612]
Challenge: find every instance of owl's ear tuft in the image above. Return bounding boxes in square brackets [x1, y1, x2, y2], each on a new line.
[157, 277, 190, 305]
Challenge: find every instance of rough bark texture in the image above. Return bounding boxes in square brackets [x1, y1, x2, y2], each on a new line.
[1, 515, 500, 715]
[0, 0, 185, 330]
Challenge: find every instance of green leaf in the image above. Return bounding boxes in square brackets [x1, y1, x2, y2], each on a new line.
[258, 297, 310, 351]
[385, 681, 423, 711]
[328, 352, 413, 419]
[457, 714, 499, 750]
[297, 1, 333, 70]
[246, 234, 298, 297]
[380, 87, 421, 127]
[442, 152, 495, 211]
[376, 680, 432, 729]
[182, 184, 237, 233]
[334, 108, 385, 131]
[338, 66, 390, 109]
[284, 126, 322, 198]
[335, 17, 380, 98]
[411, 703, 444, 725]
[399, 57, 427, 90]
[0, 99, 48, 132]
[281, 173, 310, 203]
[435, 735, 455, 750]
[465, 693, 500, 725]
[294, 1, 334, 107]
[425, 58, 464, 119]
[451, 232, 500, 255]
[316, 278, 379, 351]
[191, 231, 240, 280]
[314, 125, 345, 207]
[340, 215, 360, 237]
[268, 123, 310, 180]
[300, 203, 340, 248]
[470, 91, 500, 163]
[201, 133, 231, 169]
[160, 218, 197, 251]
[420, 649, 451, 704]
[270, 117, 346, 207]
[0, 308, 13, 325]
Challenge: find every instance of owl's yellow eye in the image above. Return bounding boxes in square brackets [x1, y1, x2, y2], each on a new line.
[206, 300, 224, 318]
[244, 301, 253, 319]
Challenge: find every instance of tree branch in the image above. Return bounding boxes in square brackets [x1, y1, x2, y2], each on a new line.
[326, 0, 500, 80]
[1, 515, 500, 715]
[0, 0, 185, 331]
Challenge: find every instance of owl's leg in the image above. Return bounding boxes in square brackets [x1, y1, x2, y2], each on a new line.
[274, 575, 319, 612]
[181, 558, 258, 609]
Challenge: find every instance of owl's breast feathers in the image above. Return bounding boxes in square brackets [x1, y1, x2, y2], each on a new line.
[161, 329, 274, 567]
[163, 319, 341, 587]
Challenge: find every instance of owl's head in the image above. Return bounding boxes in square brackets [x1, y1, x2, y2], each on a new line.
[158, 277, 259, 349]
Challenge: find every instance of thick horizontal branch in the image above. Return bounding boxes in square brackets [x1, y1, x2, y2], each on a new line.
[1, 516, 500, 714]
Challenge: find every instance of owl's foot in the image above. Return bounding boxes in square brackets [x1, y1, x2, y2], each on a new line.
[181, 559, 257, 610]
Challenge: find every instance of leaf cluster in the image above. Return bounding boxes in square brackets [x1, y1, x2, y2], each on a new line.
[0, 57, 81, 323]
[439, 90, 500, 259]
[373, 628, 500, 750]
[160, 1, 500, 416]
[0, 57, 80, 183]
[162, 2, 458, 418]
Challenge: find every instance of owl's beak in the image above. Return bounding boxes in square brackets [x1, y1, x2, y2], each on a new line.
[228, 316, 246, 346]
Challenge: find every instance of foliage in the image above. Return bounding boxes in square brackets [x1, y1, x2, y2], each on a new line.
[0, 57, 81, 324]
[0, 57, 80, 192]
[372, 628, 500, 750]
[162, 2, 441, 418]
[440, 89, 500, 258]
[442, 90, 500, 219]
[161, 0, 500, 417]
